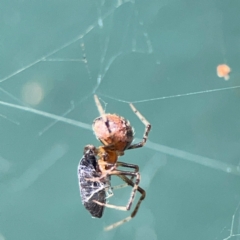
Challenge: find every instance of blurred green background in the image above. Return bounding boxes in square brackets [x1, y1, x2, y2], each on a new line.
[1, 0, 240, 240]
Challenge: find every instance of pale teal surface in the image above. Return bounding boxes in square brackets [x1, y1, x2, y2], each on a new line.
[1, 1, 240, 240]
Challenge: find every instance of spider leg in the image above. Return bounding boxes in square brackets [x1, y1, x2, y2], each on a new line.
[94, 94, 109, 125]
[97, 162, 138, 203]
[93, 168, 140, 209]
[106, 177, 133, 200]
[117, 161, 139, 172]
[94, 95, 105, 116]
[110, 169, 140, 210]
[115, 162, 141, 211]
[111, 181, 129, 190]
[127, 103, 151, 150]
[85, 162, 116, 182]
[93, 200, 128, 211]
[111, 161, 138, 189]
[92, 162, 144, 231]
[104, 175, 146, 231]
[111, 174, 135, 190]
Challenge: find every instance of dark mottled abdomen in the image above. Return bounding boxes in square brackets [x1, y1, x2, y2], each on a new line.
[78, 145, 107, 218]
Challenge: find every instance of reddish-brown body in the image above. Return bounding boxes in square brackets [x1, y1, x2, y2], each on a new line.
[93, 114, 134, 165]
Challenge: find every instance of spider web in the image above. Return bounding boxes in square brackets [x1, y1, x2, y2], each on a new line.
[215, 202, 240, 240]
[1, 0, 240, 240]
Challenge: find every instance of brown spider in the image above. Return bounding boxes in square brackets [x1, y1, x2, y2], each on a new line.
[79, 95, 151, 231]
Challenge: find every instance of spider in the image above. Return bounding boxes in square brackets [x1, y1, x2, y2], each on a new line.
[78, 95, 151, 231]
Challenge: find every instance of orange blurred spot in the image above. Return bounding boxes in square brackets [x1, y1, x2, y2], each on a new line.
[217, 64, 231, 81]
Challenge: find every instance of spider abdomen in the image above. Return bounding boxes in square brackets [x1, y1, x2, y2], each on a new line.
[93, 114, 134, 152]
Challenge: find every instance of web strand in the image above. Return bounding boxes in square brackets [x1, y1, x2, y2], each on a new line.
[99, 85, 240, 103]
